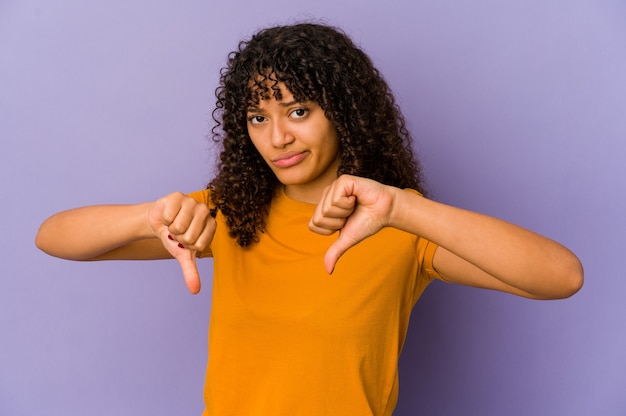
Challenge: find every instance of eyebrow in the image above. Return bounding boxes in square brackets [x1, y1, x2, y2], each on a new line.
[247, 100, 302, 113]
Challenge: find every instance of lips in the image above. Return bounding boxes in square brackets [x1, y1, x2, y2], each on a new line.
[272, 151, 307, 168]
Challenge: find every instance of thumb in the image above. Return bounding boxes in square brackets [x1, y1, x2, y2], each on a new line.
[159, 230, 202, 294]
[174, 249, 201, 294]
[323, 232, 358, 274]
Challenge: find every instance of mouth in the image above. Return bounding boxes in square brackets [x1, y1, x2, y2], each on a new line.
[272, 151, 307, 168]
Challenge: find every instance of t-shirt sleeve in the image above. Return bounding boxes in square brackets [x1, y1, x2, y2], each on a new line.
[419, 238, 440, 281]
[410, 236, 440, 305]
[403, 188, 441, 279]
[402, 188, 443, 303]
[187, 189, 210, 205]
[186, 189, 214, 258]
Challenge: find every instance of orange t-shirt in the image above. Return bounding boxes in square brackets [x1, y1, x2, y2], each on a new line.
[190, 188, 440, 416]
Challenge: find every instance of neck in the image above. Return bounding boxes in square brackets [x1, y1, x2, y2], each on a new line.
[283, 183, 326, 204]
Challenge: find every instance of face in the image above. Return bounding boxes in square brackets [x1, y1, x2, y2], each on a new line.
[246, 84, 340, 204]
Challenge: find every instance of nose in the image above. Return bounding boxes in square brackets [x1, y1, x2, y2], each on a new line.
[271, 119, 295, 148]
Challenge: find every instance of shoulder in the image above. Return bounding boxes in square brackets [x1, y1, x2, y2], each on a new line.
[186, 189, 212, 207]
[402, 187, 424, 197]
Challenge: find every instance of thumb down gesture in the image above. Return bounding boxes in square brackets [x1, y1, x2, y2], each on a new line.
[148, 192, 216, 294]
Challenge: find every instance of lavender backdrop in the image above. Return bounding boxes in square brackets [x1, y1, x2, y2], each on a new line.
[1, 1, 625, 415]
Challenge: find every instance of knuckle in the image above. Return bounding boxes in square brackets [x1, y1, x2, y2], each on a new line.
[168, 223, 185, 234]
[191, 239, 208, 252]
[196, 205, 211, 221]
[161, 213, 174, 226]
[179, 234, 194, 245]
[310, 216, 323, 227]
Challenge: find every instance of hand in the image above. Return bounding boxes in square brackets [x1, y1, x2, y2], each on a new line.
[147, 192, 216, 294]
[308, 175, 397, 274]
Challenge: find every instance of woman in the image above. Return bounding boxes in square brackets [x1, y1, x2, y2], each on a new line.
[36, 23, 583, 415]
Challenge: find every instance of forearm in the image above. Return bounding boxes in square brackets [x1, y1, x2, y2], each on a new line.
[36, 203, 156, 260]
[389, 189, 583, 298]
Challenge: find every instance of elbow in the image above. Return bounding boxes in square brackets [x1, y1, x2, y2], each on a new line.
[527, 251, 584, 300]
[35, 218, 63, 258]
[562, 256, 584, 298]
[545, 254, 584, 300]
[35, 221, 52, 255]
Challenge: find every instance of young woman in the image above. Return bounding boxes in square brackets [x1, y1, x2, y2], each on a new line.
[36, 23, 583, 415]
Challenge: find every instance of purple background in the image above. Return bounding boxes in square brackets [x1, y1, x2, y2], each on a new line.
[1, 1, 625, 415]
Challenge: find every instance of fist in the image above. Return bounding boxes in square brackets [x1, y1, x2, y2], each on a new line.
[149, 192, 216, 294]
[309, 175, 396, 273]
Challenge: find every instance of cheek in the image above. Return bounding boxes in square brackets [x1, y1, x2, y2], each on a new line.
[325, 131, 340, 157]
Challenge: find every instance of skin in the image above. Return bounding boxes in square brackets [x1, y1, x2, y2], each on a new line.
[246, 88, 340, 204]
[35, 84, 583, 299]
[35, 195, 213, 294]
[310, 176, 583, 299]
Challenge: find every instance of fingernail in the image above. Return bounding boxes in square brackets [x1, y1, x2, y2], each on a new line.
[168, 234, 174, 240]
[178, 243, 185, 249]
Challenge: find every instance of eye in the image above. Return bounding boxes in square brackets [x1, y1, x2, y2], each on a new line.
[290, 108, 309, 119]
[248, 115, 266, 125]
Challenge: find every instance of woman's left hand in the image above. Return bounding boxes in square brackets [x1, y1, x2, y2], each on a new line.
[309, 175, 398, 273]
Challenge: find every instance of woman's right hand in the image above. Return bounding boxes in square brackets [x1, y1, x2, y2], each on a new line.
[147, 192, 217, 294]
[36, 192, 216, 295]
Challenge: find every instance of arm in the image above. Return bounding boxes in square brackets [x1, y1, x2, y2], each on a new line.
[35, 192, 216, 294]
[309, 175, 583, 300]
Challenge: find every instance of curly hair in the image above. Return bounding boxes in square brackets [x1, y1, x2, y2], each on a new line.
[208, 23, 426, 247]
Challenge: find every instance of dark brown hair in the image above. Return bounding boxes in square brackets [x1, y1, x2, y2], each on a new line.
[209, 23, 425, 246]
